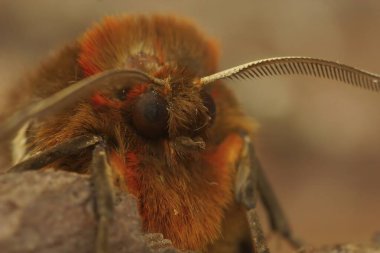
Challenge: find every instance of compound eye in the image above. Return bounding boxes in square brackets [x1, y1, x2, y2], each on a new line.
[132, 91, 168, 139]
[201, 92, 216, 124]
[115, 88, 129, 100]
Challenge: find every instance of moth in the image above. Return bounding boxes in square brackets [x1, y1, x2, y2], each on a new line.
[1, 14, 379, 253]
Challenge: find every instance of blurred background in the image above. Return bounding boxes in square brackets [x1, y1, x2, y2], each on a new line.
[0, 0, 379, 252]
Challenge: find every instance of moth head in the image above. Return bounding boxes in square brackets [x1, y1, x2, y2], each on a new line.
[72, 15, 221, 147]
[93, 75, 217, 153]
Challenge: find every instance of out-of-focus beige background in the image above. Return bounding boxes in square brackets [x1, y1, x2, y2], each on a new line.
[1, 0, 379, 251]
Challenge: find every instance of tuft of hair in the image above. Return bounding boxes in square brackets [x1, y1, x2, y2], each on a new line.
[78, 15, 220, 79]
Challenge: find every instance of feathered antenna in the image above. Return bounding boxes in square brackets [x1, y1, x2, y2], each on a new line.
[1, 57, 379, 140]
[0, 69, 165, 141]
[198, 57, 380, 91]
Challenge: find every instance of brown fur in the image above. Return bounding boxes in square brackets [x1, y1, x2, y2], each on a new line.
[17, 15, 257, 252]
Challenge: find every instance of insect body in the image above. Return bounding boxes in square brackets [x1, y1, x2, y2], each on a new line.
[10, 15, 257, 252]
[2, 14, 380, 253]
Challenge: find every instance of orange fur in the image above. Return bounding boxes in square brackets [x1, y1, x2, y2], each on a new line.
[91, 92, 122, 109]
[124, 84, 149, 105]
[111, 134, 243, 250]
[78, 15, 219, 79]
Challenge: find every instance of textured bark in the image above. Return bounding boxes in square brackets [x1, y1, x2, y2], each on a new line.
[0, 170, 378, 253]
[0, 170, 180, 253]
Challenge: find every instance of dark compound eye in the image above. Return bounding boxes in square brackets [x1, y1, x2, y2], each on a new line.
[132, 91, 168, 139]
[201, 92, 216, 124]
[115, 88, 130, 101]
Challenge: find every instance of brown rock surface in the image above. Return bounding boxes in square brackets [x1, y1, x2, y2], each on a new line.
[0, 170, 180, 253]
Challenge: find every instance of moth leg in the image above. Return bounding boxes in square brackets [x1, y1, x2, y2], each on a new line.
[235, 133, 270, 253]
[8, 135, 101, 172]
[236, 131, 302, 248]
[91, 143, 115, 253]
[257, 163, 303, 248]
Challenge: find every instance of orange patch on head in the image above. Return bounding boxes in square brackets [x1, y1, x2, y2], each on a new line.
[91, 92, 123, 109]
[91, 92, 112, 107]
[125, 84, 149, 102]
